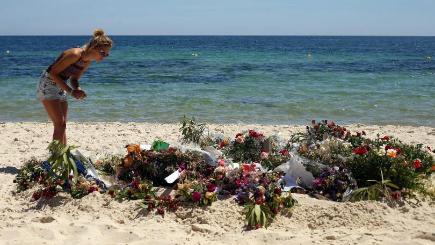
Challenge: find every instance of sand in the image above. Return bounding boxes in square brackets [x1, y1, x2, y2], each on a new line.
[0, 122, 434, 245]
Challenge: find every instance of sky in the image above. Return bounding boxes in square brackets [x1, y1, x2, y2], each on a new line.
[1, 0, 434, 36]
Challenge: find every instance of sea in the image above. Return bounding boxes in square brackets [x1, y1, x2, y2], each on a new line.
[0, 36, 434, 126]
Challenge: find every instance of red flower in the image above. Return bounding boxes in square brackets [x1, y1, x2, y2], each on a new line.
[206, 183, 216, 192]
[157, 207, 165, 216]
[413, 159, 422, 169]
[242, 163, 256, 173]
[279, 149, 289, 156]
[108, 189, 115, 198]
[167, 147, 177, 154]
[327, 121, 336, 128]
[353, 146, 368, 155]
[192, 191, 202, 202]
[274, 188, 282, 195]
[248, 130, 263, 138]
[31, 191, 42, 201]
[235, 133, 243, 138]
[382, 136, 390, 141]
[235, 179, 242, 187]
[131, 180, 140, 189]
[88, 186, 98, 193]
[385, 145, 393, 151]
[391, 191, 401, 200]
[255, 197, 264, 205]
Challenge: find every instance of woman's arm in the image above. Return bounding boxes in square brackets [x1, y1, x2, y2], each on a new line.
[70, 63, 90, 90]
[48, 49, 81, 94]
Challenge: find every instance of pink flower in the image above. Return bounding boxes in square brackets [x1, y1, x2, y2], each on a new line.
[382, 136, 390, 141]
[192, 191, 202, 202]
[218, 159, 226, 167]
[260, 151, 269, 160]
[413, 159, 422, 169]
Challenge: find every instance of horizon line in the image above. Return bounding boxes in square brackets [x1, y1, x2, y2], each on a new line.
[1, 34, 435, 37]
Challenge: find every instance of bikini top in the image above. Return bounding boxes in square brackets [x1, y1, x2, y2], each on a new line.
[46, 49, 87, 81]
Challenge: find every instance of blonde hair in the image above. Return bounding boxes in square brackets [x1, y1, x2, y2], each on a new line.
[84, 28, 113, 51]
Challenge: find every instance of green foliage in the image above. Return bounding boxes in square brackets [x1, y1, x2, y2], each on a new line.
[260, 152, 291, 170]
[347, 137, 433, 191]
[14, 158, 46, 192]
[244, 204, 273, 229]
[180, 116, 207, 145]
[350, 172, 400, 204]
[294, 120, 434, 197]
[113, 179, 155, 201]
[47, 140, 79, 183]
[117, 148, 207, 186]
[95, 155, 122, 176]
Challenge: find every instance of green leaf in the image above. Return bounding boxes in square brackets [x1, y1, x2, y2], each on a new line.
[69, 156, 78, 182]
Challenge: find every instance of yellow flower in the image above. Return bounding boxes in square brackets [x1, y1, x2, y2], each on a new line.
[257, 186, 266, 194]
[139, 183, 149, 191]
[386, 149, 397, 158]
[205, 192, 215, 199]
[177, 183, 189, 191]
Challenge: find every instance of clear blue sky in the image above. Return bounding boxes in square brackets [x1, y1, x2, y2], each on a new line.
[1, 0, 434, 35]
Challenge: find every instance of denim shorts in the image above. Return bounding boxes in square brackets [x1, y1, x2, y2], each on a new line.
[36, 71, 67, 101]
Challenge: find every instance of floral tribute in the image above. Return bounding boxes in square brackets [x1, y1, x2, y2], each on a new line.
[14, 118, 434, 230]
[291, 120, 434, 203]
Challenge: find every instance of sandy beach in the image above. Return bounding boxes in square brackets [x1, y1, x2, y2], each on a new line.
[1, 122, 434, 245]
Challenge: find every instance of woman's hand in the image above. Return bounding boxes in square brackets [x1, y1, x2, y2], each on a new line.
[71, 89, 87, 100]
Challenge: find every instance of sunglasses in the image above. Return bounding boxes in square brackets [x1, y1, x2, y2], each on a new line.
[99, 49, 109, 57]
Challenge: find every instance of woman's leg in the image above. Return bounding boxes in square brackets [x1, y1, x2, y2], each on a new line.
[41, 100, 66, 144]
[60, 101, 68, 144]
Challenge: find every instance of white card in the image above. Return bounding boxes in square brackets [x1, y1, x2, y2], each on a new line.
[165, 170, 181, 184]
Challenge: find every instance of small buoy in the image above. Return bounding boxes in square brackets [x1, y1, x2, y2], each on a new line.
[6, 50, 10, 54]
[426, 56, 432, 60]
[191, 52, 198, 57]
[307, 52, 312, 58]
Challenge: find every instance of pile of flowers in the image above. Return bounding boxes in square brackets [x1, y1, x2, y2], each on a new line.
[14, 119, 434, 230]
[218, 130, 291, 170]
[291, 120, 435, 202]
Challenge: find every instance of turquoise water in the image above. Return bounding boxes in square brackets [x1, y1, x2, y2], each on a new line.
[0, 36, 434, 125]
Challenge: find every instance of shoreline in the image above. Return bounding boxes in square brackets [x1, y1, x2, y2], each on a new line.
[1, 122, 434, 244]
